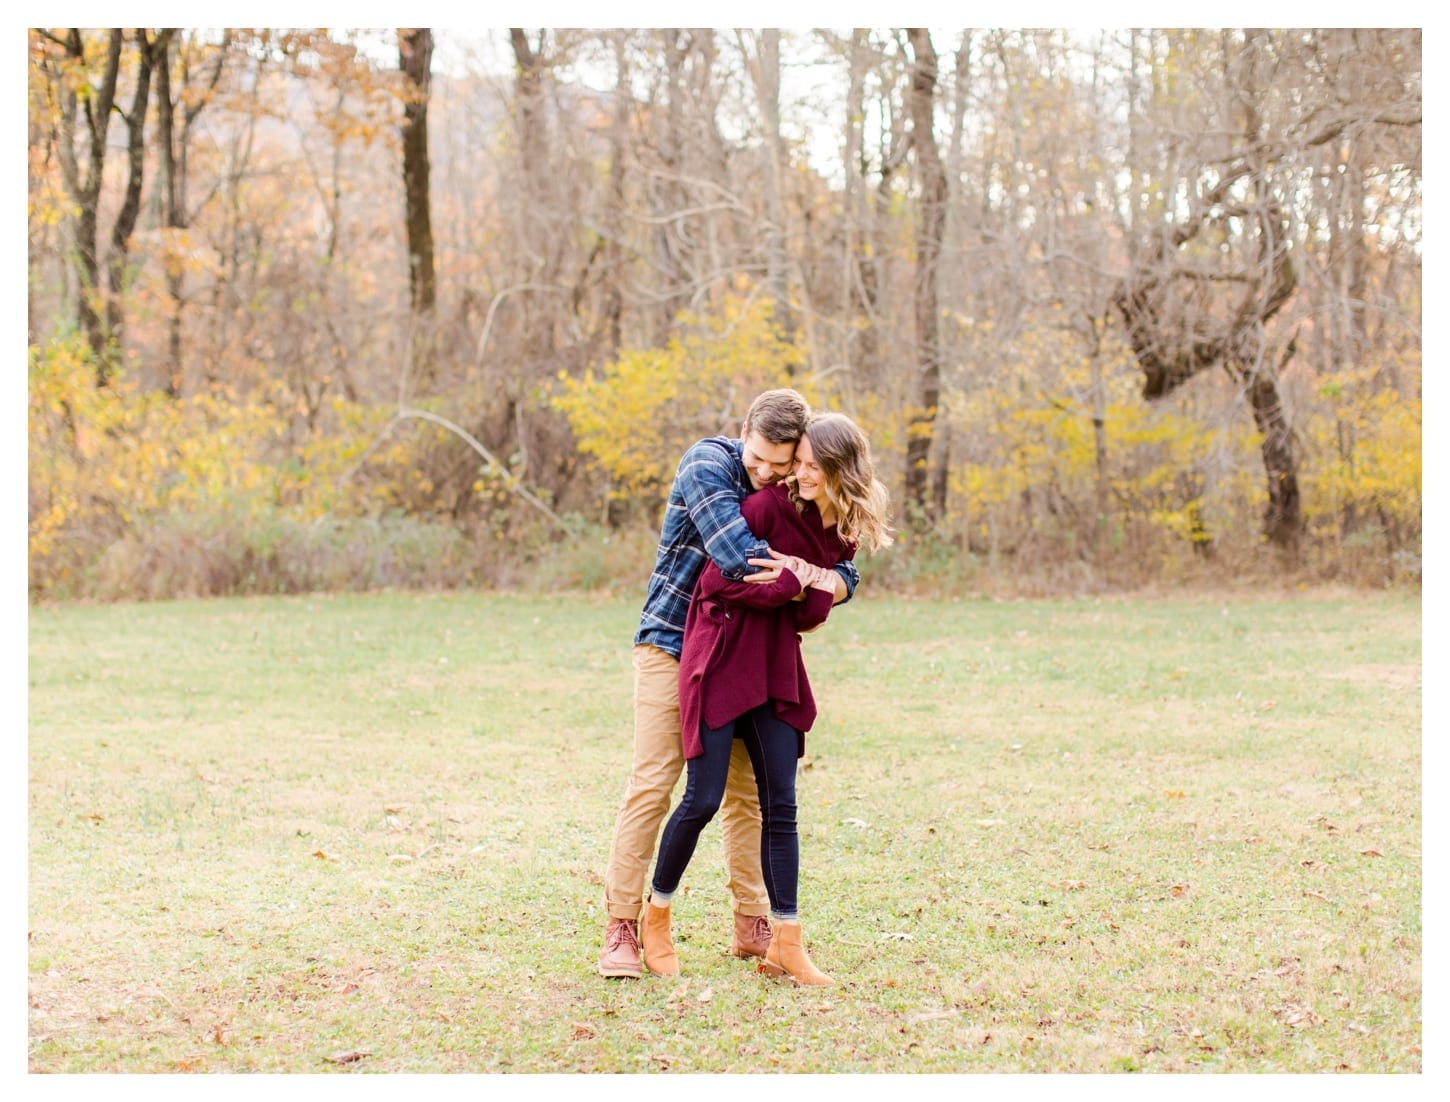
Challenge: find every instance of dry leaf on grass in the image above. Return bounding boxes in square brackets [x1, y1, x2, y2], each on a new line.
[323, 1049, 370, 1064]
[1277, 1005, 1323, 1028]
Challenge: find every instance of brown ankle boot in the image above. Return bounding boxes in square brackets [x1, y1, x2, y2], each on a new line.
[760, 920, 833, 986]
[729, 912, 772, 958]
[640, 901, 680, 975]
[598, 917, 642, 978]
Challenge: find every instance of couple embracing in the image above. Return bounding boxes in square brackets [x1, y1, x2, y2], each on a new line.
[598, 389, 893, 986]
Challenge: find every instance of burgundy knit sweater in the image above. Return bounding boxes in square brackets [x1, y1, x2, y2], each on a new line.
[678, 482, 855, 759]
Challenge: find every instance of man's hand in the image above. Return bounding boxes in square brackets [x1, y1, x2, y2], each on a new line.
[744, 548, 790, 584]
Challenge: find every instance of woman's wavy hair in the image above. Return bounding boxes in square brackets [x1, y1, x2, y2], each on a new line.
[789, 412, 894, 552]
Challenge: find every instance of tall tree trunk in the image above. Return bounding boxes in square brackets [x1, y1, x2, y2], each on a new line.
[154, 33, 181, 396]
[747, 29, 793, 343]
[400, 28, 437, 385]
[904, 28, 947, 521]
[53, 29, 122, 378]
[104, 28, 163, 354]
[599, 32, 630, 359]
[842, 29, 877, 395]
[156, 30, 228, 398]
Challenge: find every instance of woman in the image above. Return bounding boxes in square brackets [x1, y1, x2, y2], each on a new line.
[641, 412, 894, 985]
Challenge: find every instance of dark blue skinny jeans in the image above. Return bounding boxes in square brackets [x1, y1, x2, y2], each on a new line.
[652, 704, 801, 919]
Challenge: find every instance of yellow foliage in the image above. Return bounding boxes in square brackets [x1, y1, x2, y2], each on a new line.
[552, 296, 816, 502]
[28, 335, 420, 596]
[1301, 369, 1422, 538]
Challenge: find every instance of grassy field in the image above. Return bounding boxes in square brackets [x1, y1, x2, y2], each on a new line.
[27, 590, 1421, 1074]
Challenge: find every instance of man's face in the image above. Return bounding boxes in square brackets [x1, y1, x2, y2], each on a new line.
[741, 430, 797, 490]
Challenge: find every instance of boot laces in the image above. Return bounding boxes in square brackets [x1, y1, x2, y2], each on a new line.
[607, 919, 640, 952]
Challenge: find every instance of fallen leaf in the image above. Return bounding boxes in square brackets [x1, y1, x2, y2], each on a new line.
[1165, 790, 1186, 799]
[974, 819, 1006, 827]
[570, 1022, 597, 1041]
[323, 1050, 370, 1064]
[1050, 880, 1087, 891]
[882, 931, 914, 941]
[842, 817, 869, 828]
[697, 986, 714, 1003]
[907, 1009, 962, 1025]
[1302, 889, 1329, 902]
[1360, 848, 1383, 858]
[1278, 1005, 1323, 1028]
[1168, 883, 1189, 898]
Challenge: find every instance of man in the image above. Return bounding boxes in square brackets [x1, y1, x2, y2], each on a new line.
[598, 389, 860, 978]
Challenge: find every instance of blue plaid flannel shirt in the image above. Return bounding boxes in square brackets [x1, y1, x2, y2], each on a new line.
[634, 436, 860, 660]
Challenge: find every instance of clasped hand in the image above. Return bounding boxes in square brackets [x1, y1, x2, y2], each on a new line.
[744, 549, 835, 592]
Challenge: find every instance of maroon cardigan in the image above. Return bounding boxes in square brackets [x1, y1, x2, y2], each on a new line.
[678, 482, 855, 759]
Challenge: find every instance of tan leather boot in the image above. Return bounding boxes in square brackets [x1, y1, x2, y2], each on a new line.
[598, 917, 642, 978]
[729, 912, 772, 959]
[760, 920, 833, 986]
[640, 901, 680, 975]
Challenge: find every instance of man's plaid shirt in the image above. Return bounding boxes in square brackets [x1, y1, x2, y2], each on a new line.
[634, 436, 860, 660]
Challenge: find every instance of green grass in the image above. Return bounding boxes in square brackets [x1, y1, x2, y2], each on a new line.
[28, 590, 1421, 1073]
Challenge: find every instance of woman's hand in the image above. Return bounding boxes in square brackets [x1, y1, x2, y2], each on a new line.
[808, 564, 837, 592]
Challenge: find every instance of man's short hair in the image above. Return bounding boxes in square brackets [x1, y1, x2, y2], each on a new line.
[743, 388, 811, 445]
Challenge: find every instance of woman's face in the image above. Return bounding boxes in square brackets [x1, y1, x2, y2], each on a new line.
[793, 434, 829, 503]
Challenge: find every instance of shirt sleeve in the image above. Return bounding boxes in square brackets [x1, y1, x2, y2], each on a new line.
[675, 442, 770, 581]
[830, 559, 861, 604]
[694, 488, 800, 607]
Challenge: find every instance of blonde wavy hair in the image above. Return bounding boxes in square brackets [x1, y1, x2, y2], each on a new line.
[789, 412, 895, 552]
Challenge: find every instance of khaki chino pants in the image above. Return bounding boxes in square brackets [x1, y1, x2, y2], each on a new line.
[603, 644, 768, 920]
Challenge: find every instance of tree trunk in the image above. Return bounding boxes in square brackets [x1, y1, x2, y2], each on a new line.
[748, 29, 793, 343]
[399, 29, 436, 317]
[904, 28, 947, 521]
[103, 29, 163, 361]
[1247, 365, 1302, 551]
[400, 28, 437, 386]
[53, 29, 122, 378]
[156, 30, 228, 398]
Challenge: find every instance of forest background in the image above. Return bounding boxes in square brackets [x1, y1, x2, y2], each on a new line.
[25, 27, 1423, 603]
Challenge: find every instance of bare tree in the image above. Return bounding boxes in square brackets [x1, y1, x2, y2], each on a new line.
[154, 30, 227, 397]
[903, 28, 947, 521]
[400, 28, 437, 384]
